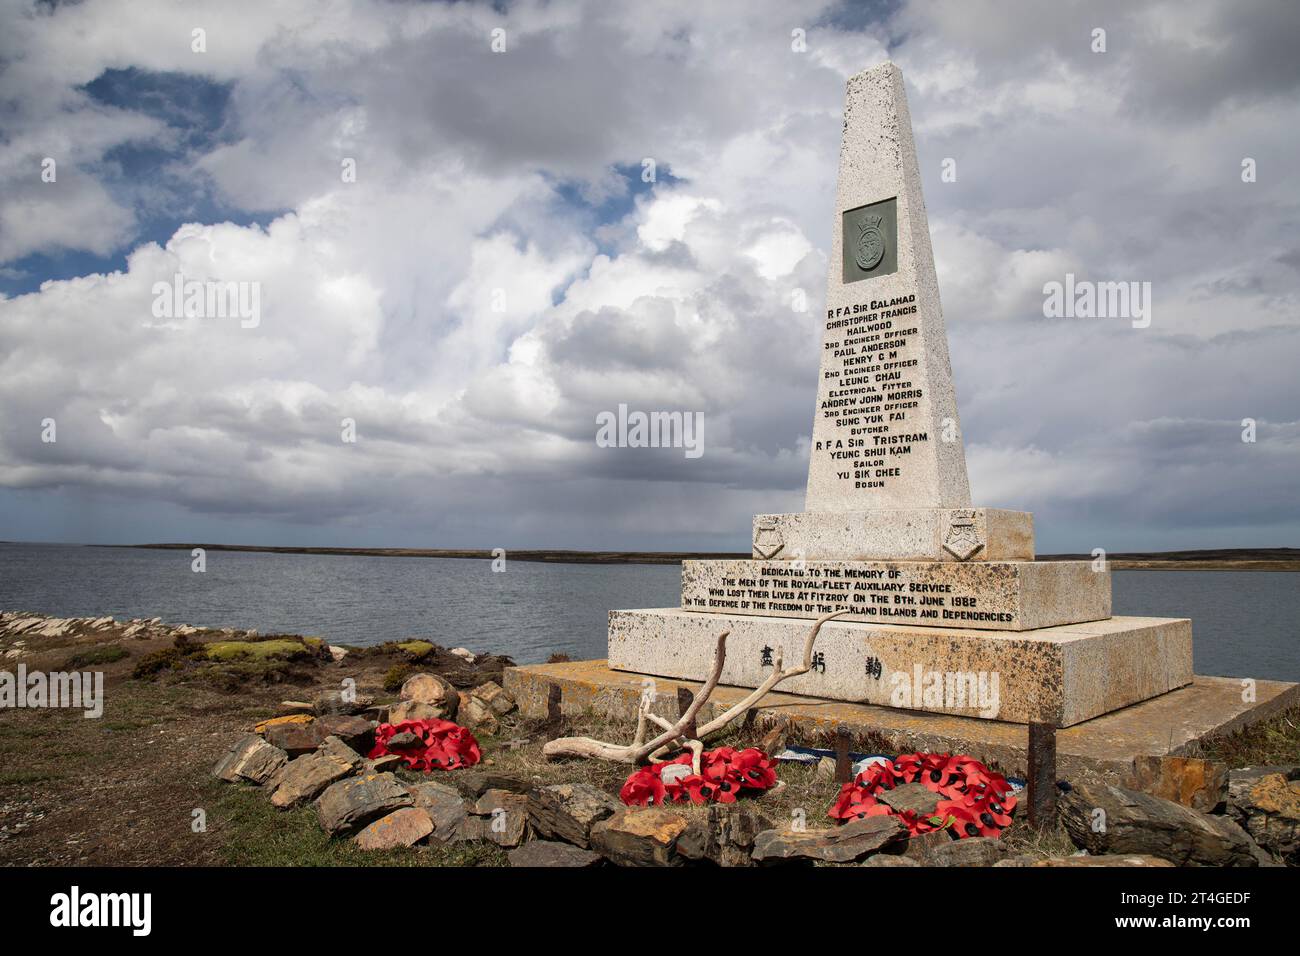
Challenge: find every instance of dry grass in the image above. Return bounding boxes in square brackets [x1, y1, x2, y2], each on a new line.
[1194, 706, 1300, 767]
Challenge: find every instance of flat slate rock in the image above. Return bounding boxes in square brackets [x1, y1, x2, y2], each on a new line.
[472, 789, 530, 817]
[214, 734, 287, 785]
[901, 828, 954, 860]
[527, 783, 620, 849]
[365, 754, 405, 773]
[508, 840, 602, 868]
[264, 719, 328, 757]
[316, 714, 374, 749]
[752, 816, 907, 864]
[459, 789, 530, 847]
[269, 737, 362, 808]
[457, 693, 499, 734]
[1129, 755, 1227, 812]
[462, 811, 528, 848]
[1225, 767, 1300, 863]
[590, 807, 689, 867]
[454, 770, 532, 799]
[1059, 781, 1260, 867]
[877, 782, 941, 818]
[915, 836, 1009, 867]
[471, 680, 516, 716]
[406, 782, 469, 843]
[355, 807, 435, 851]
[317, 772, 413, 836]
[675, 804, 774, 867]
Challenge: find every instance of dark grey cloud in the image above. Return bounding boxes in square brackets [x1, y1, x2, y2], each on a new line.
[0, 0, 1295, 554]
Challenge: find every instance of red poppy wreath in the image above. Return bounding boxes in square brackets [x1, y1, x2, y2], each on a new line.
[368, 718, 481, 772]
[621, 747, 777, 806]
[828, 752, 1017, 838]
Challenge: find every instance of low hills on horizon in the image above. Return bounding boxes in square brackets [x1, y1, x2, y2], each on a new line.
[83, 543, 1300, 571]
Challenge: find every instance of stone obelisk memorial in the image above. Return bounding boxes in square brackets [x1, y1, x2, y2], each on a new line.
[604, 62, 1194, 727]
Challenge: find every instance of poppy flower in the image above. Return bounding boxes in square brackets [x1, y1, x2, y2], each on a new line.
[937, 800, 1000, 838]
[870, 758, 901, 788]
[730, 749, 778, 791]
[620, 767, 666, 806]
[892, 752, 926, 782]
[829, 780, 882, 822]
[852, 762, 891, 792]
[980, 792, 1017, 828]
[711, 777, 741, 803]
[676, 774, 714, 804]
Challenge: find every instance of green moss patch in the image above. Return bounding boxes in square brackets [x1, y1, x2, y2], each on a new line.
[395, 640, 436, 660]
[205, 640, 309, 662]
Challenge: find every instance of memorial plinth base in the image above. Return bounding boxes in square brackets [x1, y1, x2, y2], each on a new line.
[606, 609, 1191, 727]
[504, 661, 1298, 781]
[682, 558, 1110, 632]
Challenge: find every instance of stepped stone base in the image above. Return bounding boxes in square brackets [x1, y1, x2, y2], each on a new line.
[682, 558, 1109, 631]
[607, 609, 1191, 726]
[503, 661, 1299, 781]
[753, 508, 1034, 563]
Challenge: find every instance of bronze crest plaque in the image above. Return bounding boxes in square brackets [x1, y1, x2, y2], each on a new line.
[842, 197, 898, 283]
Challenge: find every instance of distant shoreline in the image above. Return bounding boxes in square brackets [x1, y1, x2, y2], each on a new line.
[89, 543, 1300, 570]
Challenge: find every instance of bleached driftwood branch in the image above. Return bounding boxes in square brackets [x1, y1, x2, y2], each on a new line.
[542, 609, 850, 767]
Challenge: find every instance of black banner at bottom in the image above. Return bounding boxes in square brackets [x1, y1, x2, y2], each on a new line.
[0, 864, 1280, 941]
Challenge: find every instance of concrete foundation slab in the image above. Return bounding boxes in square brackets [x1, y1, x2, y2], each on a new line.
[607, 608, 1190, 726]
[503, 659, 1298, 783]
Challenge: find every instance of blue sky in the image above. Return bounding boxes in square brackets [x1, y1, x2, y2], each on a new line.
[1, 0, 1297, 554]
[2, 68, 266, 296]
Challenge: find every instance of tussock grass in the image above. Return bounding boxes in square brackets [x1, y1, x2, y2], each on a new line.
[1195, 706, 1300, 767]
[60, 644, 129, 669]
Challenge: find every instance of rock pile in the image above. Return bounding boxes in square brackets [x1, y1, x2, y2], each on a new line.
[214, 687, 1297, 867]
[212, 671, 535, 853]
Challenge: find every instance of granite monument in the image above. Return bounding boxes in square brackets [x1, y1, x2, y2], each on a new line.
[605, 62, 1193, 727]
